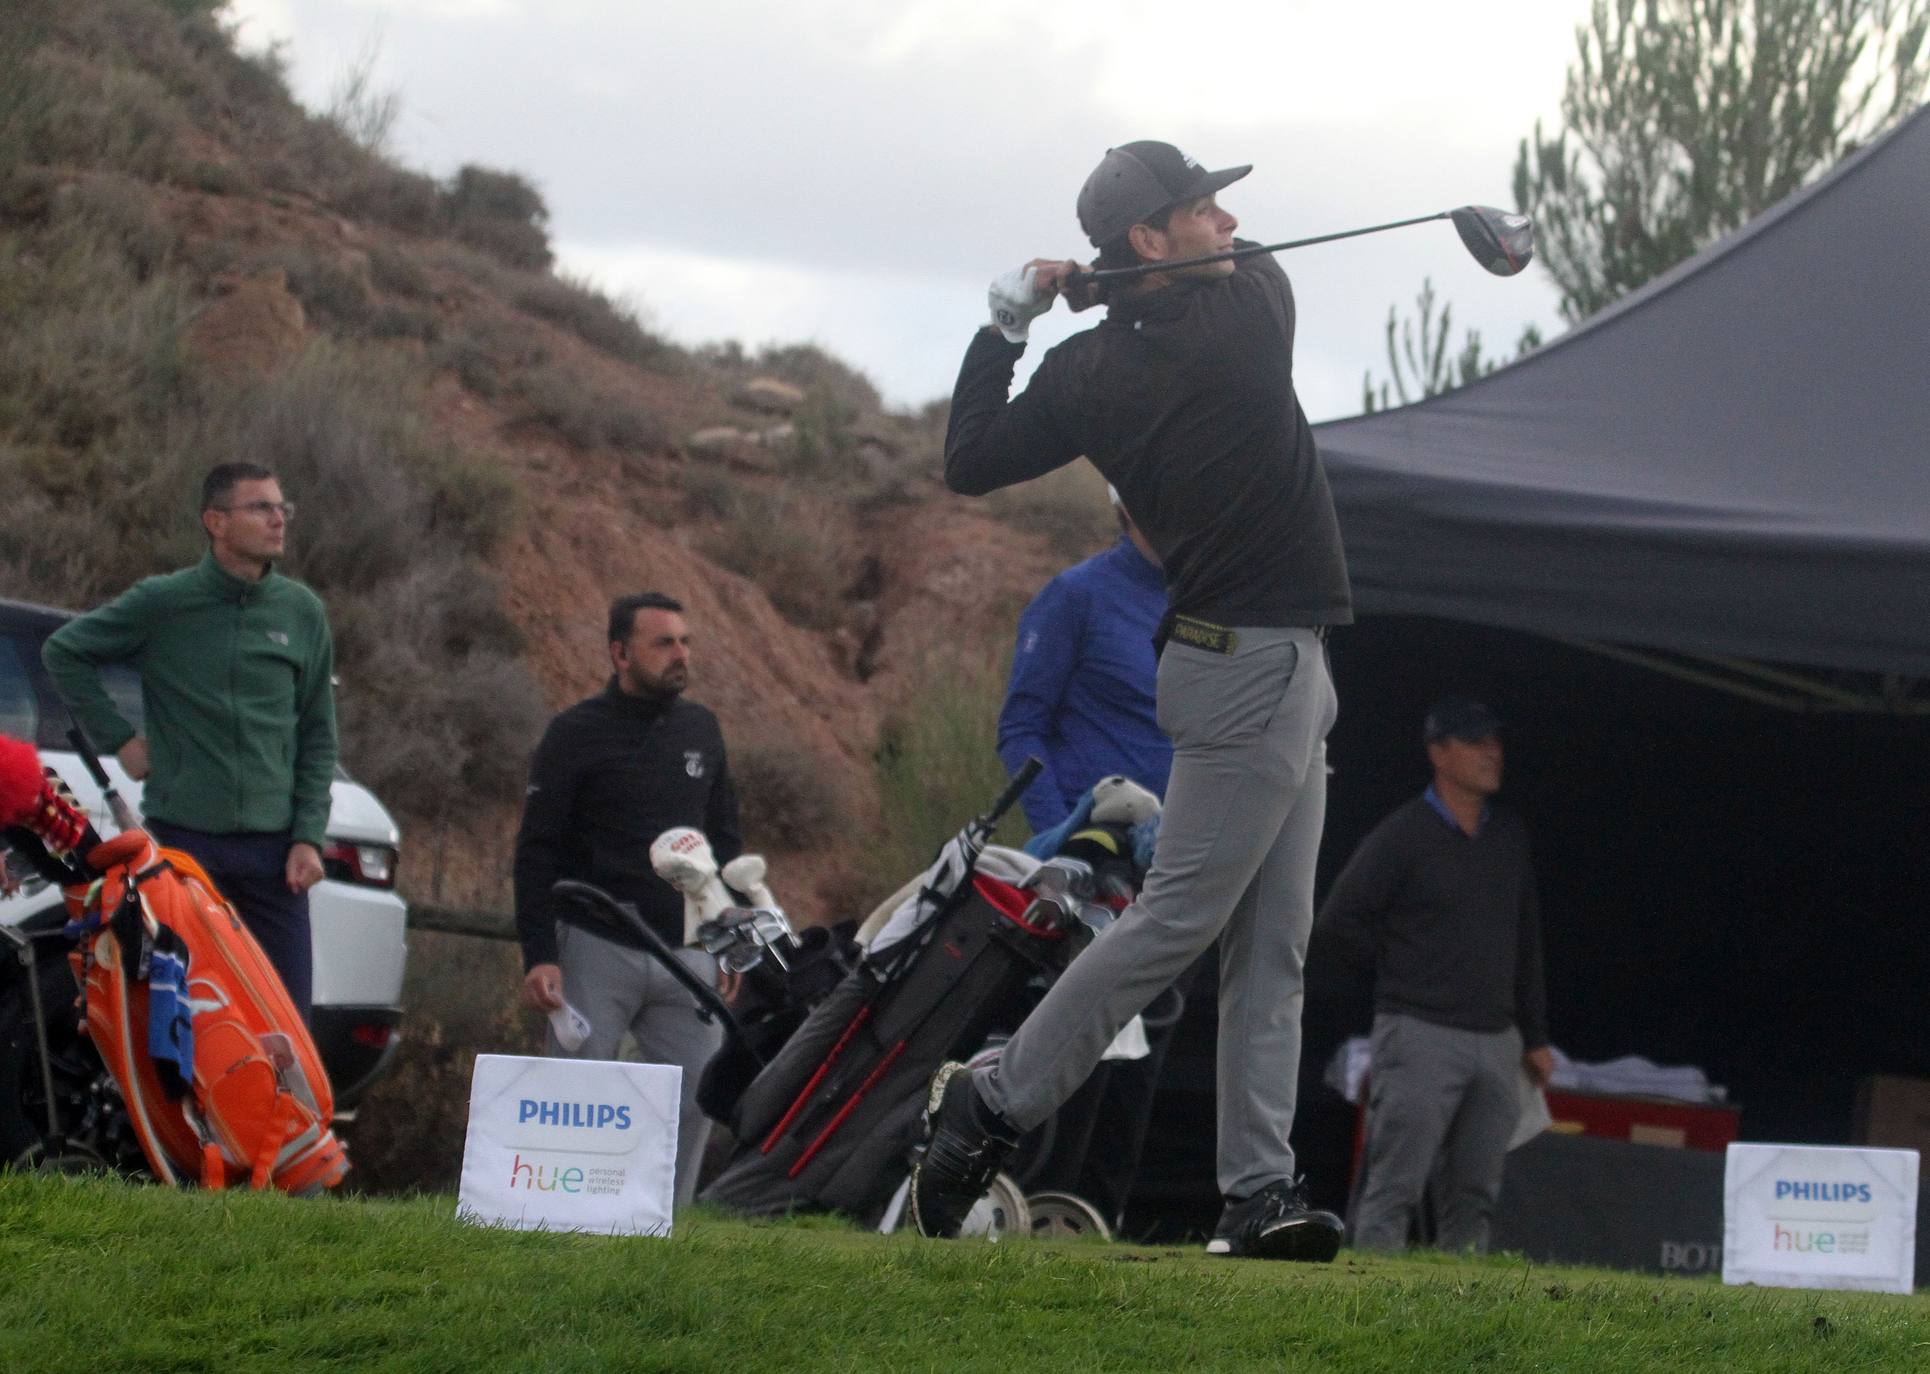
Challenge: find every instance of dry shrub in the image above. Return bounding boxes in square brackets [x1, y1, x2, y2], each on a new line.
[731, 732, 851, 850]
[339, 928, 540, 1194]
[18, 46, 184, 181]
[0, 223, 199, 604]
[518, 362, 666, 453]
[874, 646, 1025, 882]
[699, 487, 848, 632]
[677, 464, 735, 520]
[333, 165, 442, 234]
[787, 385, 866, 484]
[421, 241, 513, 301]
[368, 243, 433, 300]
[62, 173, 178, 280]
[339, 636, 545, 820]
[430, 335, 503, 398]
[368, 303, 438, 343]
[512, 271, 674, 371]
[199, 342, 427, 592]
[420, 443, 523, 557]
[986, 459, 1116, 560]
[264, 247, 375, 331]
[753, 341, 883, 415]
[444, 164, 551, 271]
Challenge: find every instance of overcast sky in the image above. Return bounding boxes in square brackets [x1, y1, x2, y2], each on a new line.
[225, 0, 1594, 420]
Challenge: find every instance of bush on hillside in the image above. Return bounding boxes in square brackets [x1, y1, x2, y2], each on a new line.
[445, 164, 552, 272]
[518, 362, 666, 453]
[368, 243, 433, 300]
[732, 732, 851, 851]
[788, 385, 866, 484]
[331, 163, 442, 234]
[985, 459, 1116, 561]
[872, 646, 1025, 890]
[263, 246, 375, 331]
[753, 342, 883, 415]
[512, 271, 675, 371]
[699, 487, 848, 632]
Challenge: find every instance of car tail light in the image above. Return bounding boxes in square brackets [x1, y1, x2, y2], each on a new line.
[321, 840, 398, 889]
[350, 1023, 396, 1048]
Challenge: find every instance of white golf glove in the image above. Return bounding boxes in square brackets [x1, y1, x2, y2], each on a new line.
[988, 266, 1052, 343]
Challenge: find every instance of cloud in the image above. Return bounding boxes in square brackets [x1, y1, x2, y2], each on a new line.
[223, 0, 1581, 414]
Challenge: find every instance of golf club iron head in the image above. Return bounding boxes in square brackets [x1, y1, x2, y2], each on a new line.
[1075, 902, 1118, 938]
[1451, 206, 1534, 277]
[696, 906, 796, 973]
[1021, 856, 1095, 929]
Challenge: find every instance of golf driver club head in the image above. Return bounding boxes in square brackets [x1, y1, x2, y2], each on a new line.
[1450, 206, 1534, 277]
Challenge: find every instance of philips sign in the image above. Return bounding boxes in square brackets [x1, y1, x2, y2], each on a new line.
[517, 1099, 634, 1130]
[1724, 1143, 1918, 1294]
[459, 1054, 679, 1236]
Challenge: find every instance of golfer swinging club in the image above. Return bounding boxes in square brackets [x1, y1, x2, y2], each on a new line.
[915, 141, 1352, 1259]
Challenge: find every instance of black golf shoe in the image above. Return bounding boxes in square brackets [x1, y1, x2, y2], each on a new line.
[907, 1061, 1019, 1238]
[1204, 1177, 1344, 1261]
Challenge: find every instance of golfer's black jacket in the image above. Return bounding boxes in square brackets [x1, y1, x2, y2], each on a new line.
[944, 246, 1352, 634]
[513, 680, 742, 966]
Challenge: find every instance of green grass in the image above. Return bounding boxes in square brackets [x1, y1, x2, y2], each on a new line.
[2, 1174, 1926, 1372]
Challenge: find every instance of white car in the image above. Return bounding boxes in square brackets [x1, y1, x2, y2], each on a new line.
[0, 596, 407, 1167]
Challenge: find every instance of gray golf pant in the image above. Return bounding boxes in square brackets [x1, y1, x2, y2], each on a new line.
[977, 626, 1337, 1200]
[1352, 1013, 1523, 1254]
[550, 921, 723, 1209]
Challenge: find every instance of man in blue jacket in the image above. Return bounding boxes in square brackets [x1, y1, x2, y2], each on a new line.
[998, 489, 1169, 834]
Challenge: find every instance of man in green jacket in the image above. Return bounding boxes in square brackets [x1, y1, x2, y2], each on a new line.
[43, 462, 337, 1019]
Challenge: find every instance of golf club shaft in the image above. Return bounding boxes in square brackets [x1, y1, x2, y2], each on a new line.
[1080, 210, 1450, 283]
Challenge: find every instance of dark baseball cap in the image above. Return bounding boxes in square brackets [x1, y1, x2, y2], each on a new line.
[1076, 140, 1252, 248]
[1423, 698, 1504, 744]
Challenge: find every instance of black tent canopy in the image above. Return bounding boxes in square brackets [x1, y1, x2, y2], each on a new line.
[1315, 102, 1930, 706]
[1126, 109, 1930, 1238]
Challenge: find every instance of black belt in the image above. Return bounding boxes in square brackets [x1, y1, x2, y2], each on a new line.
[1153, 615, 1331, 657]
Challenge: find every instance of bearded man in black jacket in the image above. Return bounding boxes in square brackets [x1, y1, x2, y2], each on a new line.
[513, 591, 742, 1208]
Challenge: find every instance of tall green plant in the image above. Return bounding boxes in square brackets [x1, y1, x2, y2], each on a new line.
[1517, 0, 1929, 324]
[1361, 279, 1544, 412]
[874, 649, 1029, 884]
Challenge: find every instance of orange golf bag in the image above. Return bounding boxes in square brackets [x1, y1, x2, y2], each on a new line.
[67, 828, 349, 1193]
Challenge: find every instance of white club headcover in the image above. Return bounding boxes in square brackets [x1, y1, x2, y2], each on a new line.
[650, 827, 733, 944]
[720, 854, 777, 911]
[1090, 775, 1161, 826]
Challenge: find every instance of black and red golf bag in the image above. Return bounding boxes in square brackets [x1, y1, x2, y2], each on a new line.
[700, 869, 1071, 1220]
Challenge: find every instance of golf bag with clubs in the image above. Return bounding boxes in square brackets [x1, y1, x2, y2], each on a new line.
[0, 733, 347, 1193]
[698, 761, 1157, 1225]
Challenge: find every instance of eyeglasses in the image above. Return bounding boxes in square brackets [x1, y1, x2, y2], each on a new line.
[217, 500, 296, 521]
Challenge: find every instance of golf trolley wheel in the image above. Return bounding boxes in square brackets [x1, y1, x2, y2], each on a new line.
[957, 1171, 1031, 1241]
[1025, 1190, 1112, 1242]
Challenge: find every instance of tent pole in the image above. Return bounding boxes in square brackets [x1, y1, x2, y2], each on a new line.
[1551, 639, 1930, 715]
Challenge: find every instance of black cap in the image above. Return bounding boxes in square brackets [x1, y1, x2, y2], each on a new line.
[1076, 141, 1252, 248]
[1423, 698, 1503, 744]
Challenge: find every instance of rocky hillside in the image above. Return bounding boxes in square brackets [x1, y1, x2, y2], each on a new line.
[0, 0, 1119, 926]
[1, 0, 1131, 1189]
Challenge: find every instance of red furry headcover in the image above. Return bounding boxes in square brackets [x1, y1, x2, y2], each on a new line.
[0, 734, 89, 852]
[0, 734, 44, 828]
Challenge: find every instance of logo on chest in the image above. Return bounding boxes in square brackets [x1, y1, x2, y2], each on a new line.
[684, 750, 706, 779]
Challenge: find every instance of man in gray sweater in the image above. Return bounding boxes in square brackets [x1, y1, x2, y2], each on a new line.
[1315, 698, 1552, 1253]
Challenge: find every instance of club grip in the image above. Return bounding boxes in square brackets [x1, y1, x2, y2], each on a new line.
[66, 726, 112, 790]
[67, 725, 140, 832]
[982, 757, 1043, 830]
